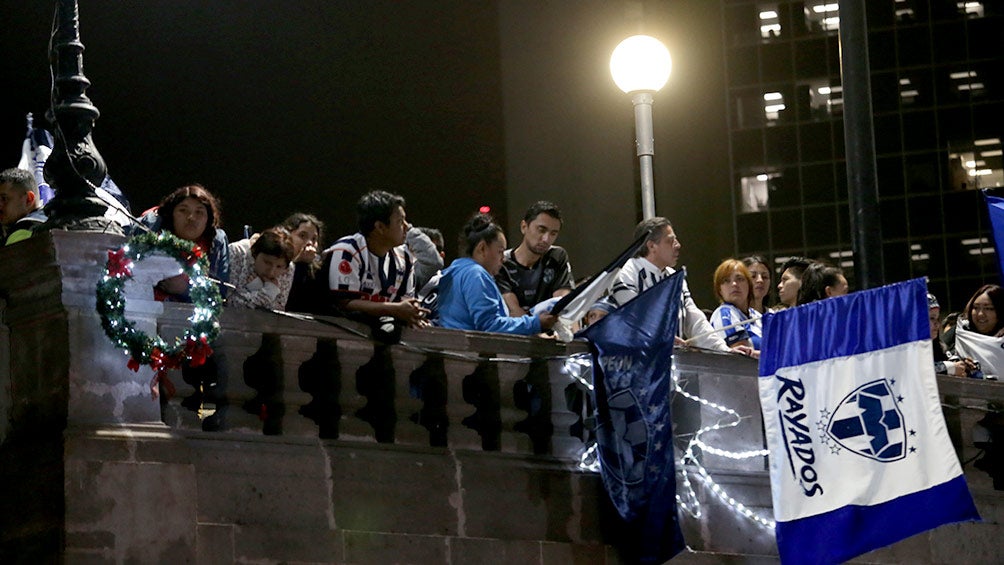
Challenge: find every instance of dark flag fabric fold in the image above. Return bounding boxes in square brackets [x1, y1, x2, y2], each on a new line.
[982, 189, 1004, 285]
[580, 270, 686, 564]
[759, 278, 980, 565]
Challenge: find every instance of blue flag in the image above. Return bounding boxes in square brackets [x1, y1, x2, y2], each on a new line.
[982, 189, 1004, 285]
[17, 118, 56, 204]
[580, 270, 686, 564]
[759, 278, 980, 565]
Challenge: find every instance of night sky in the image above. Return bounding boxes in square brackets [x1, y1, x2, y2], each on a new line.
[1, 1, 733, 306]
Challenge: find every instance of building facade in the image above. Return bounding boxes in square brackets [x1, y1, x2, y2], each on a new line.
[722, 0, 1003, 309]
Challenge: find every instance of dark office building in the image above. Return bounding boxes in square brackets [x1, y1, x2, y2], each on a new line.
[722, 0, 1003, 309]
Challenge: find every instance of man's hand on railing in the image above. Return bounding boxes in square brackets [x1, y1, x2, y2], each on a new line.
[391, 298, 431, 328]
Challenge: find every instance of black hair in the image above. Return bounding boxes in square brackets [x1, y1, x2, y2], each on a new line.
[632, 217, 673, 258]
[416, 226, 444, 253]
[357, 190, 406, 236]
[458, 213, 503, 257]
[158, 184, 221, 242]
[962, 284, 1004, 337]
[0, 168, 40, 199]
[780, 256, 811, 279]
[796, 262, 844, 305]
[523, 200, 562, 224]
[251, 227, 295, 262]
[281, 212, 324, 246]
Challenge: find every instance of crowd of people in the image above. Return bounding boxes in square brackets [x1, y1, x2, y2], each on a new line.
[3, 171, 997, 388]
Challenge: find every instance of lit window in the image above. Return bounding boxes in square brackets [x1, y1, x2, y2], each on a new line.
[740, 173, 777, 213]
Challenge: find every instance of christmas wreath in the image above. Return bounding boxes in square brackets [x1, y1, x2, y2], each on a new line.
[96, 231, 223, 397]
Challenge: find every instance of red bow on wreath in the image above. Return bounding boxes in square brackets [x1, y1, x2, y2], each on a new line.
[106, 248, 134, 278]
[185, 335, 214, 368]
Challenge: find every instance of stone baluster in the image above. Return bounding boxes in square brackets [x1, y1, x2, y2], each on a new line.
[389, 346, 431, 445]
[295, 338, 341, 439]
[442, 357, 483, 449]
[335, 338, 377, 441]
[495, 356, 533, 454]
[276, 334, 320, 436]
[546, 356, 585, 461]
[459, 359, 502, 451]
[406, 355, 449, 447]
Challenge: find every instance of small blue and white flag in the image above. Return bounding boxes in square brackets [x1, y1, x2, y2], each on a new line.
[580, 270, 686, 564]
[17, 114, 55, 205]
[759, 278, 980, 564]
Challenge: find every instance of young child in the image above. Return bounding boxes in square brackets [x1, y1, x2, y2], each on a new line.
[228, 227, 295, 310]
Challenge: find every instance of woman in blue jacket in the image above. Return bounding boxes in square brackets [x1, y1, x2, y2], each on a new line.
[437, 213, 555, 335]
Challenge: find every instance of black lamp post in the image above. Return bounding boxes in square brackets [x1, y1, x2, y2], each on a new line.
[41, 0, 122, 235]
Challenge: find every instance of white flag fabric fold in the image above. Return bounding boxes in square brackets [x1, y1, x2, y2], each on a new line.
[954, 325, 1004, 379]
[758, 278, 979, 564]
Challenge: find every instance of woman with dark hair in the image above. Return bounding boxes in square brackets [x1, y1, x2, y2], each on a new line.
[742, 255, 771, 314]
[710, 259, 761, 352]
[279, 212, 327, 313]
[796, 261, 848, 305]
[961, 284, 1004, 338]
[952, 284, 1004, 379]
[136, 184, 231, 430]
[436, 213, 555, 335]
[137, 183, 230, 301]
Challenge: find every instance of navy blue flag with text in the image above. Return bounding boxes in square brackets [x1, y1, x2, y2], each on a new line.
[580, 270, 685, 564]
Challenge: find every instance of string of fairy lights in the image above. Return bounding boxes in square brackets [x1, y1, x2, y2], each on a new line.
[671, 365, 775, 530]
[565, 353, 776, 530]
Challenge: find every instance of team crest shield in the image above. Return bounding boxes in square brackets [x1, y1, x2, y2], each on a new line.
[826, 379, 906, 462]
[598, 389, 648, 486]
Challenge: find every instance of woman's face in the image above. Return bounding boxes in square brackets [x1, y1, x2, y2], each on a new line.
[479, 233, 507, 276]
[747, 261, 771, 302]
[777, 268, 801, 307]
[719, 268, 750, 310]
[971, 292, 998, 335]
[172, 197, 208, 242]
[253, 252, 288, 283]
[290, 221, 320, 263]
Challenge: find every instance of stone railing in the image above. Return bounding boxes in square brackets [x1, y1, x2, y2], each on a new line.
[157, 304, 595, 460]
[3, 231, 1003, 563]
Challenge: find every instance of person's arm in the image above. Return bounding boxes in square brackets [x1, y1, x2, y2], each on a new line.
[340, 297, 429, 326]
[501, 292, 527, 316]
[681, 287, 730, 352]
[466, 270, 542, 335]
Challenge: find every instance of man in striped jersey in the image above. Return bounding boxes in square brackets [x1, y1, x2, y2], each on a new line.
[604, 217, 733, 353]
[327, 190, 429, 327]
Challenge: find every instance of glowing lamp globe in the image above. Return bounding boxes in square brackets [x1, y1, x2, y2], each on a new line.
[609, 35, 672, 93]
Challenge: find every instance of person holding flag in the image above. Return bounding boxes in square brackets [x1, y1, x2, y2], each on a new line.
[602, 217, 736, 353]
[952, 283, 1004, 379]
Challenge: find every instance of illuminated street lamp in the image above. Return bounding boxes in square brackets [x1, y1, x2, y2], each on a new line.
[610, 35, 672, 220]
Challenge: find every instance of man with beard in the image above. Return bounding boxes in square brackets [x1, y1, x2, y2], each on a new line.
[496, 201, 573, 316]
